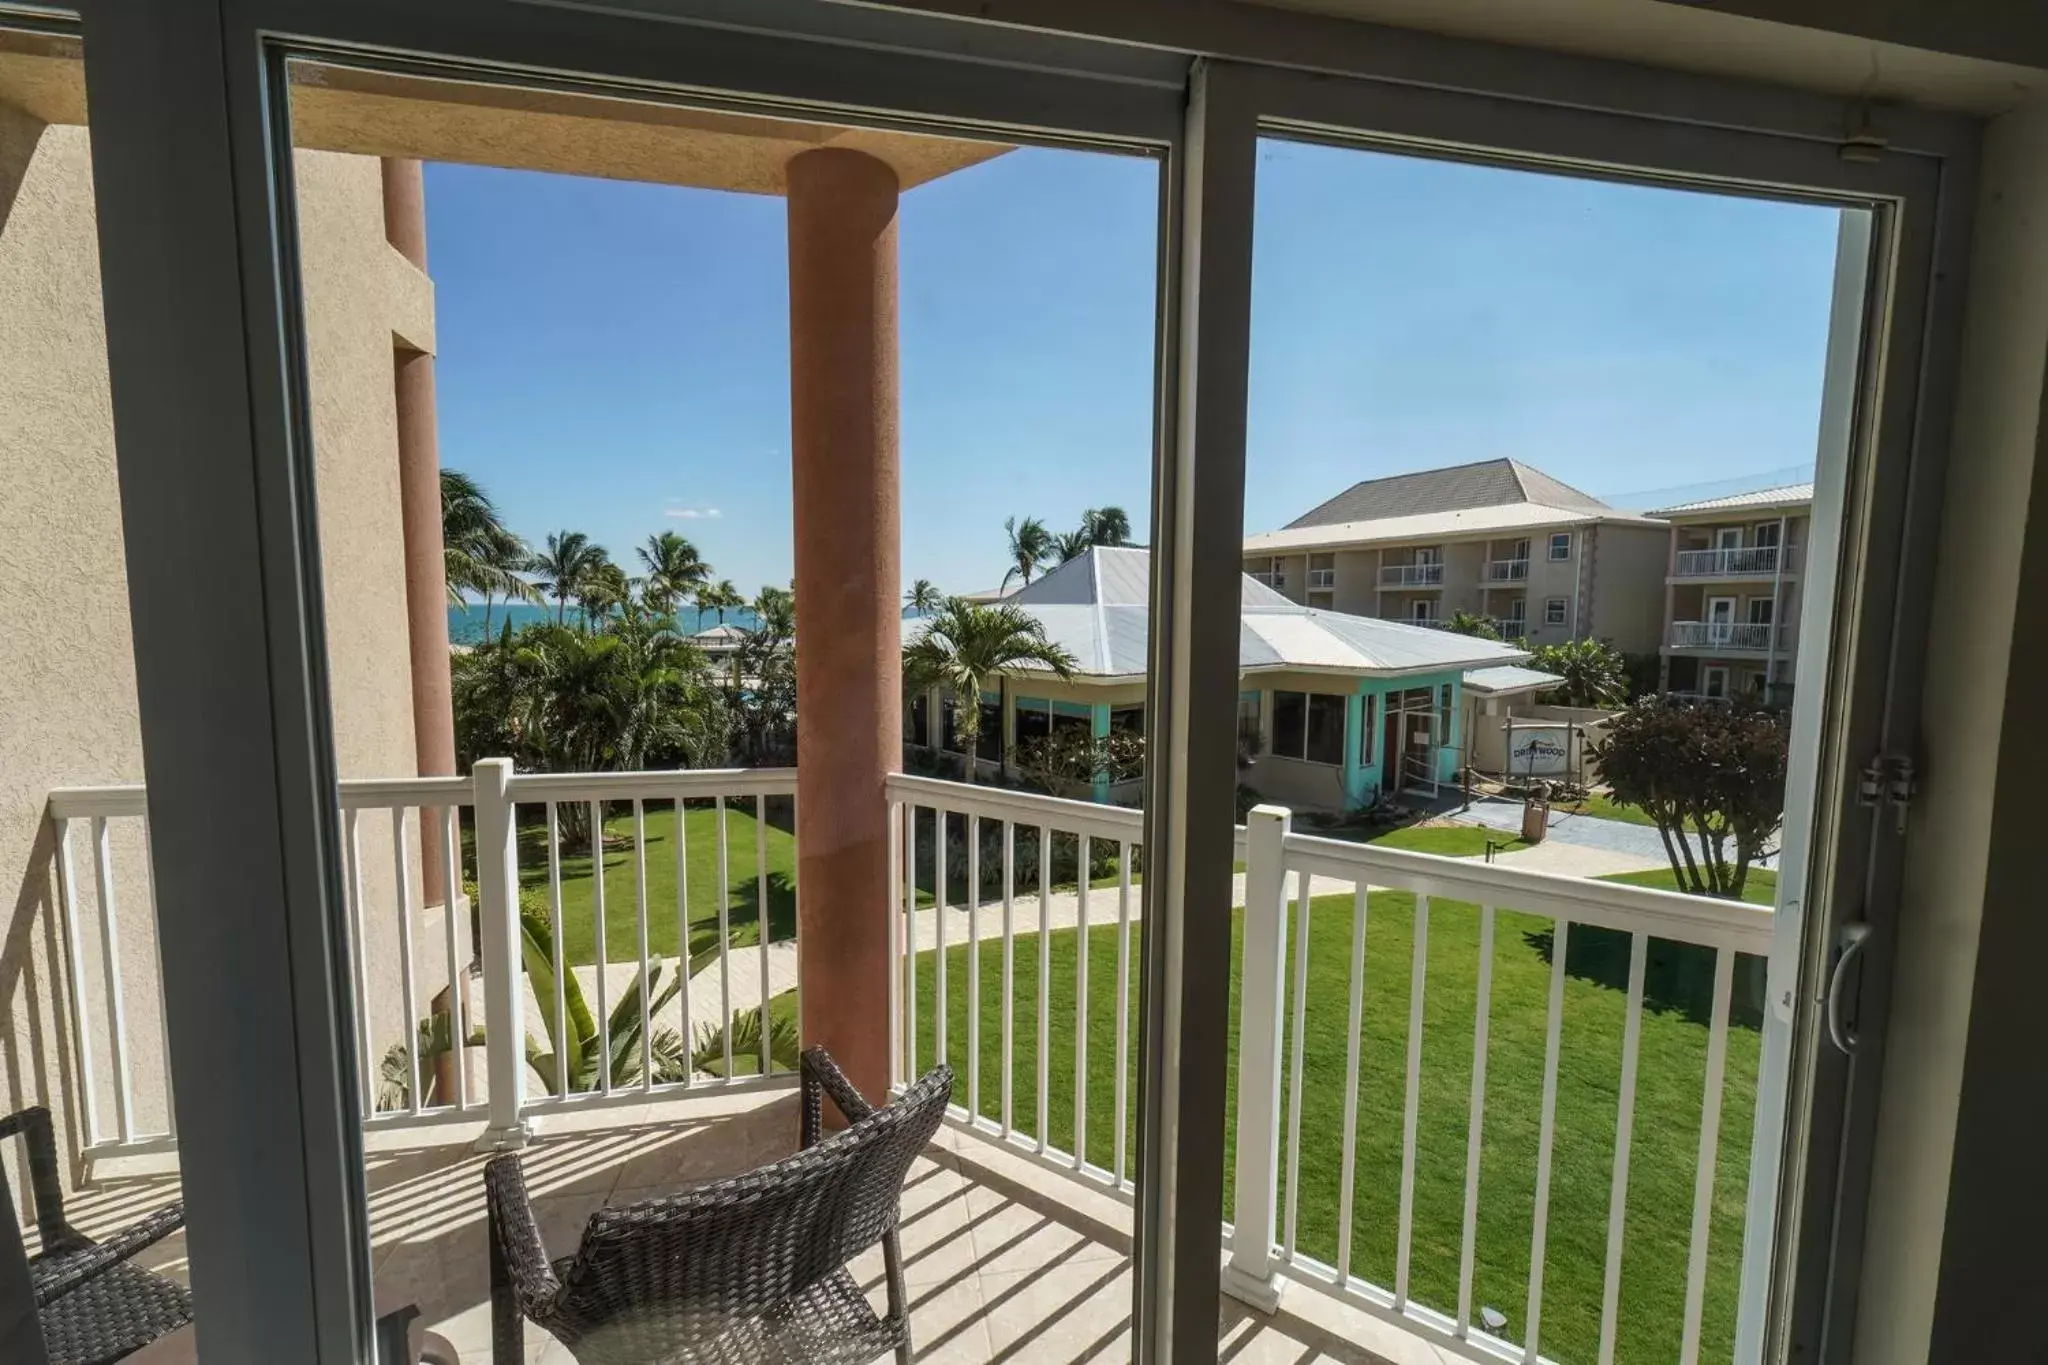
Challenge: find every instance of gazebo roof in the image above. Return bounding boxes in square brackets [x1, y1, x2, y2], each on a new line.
[932, 547, 1529, 682]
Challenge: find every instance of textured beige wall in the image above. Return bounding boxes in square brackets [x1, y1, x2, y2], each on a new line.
[1584, 522, 1670, 653]
[0, 115, 432, 1185]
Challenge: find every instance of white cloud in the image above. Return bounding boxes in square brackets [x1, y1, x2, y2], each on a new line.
[664, 506, 722, 520]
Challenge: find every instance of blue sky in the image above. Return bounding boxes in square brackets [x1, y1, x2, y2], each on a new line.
[424, 139, 1840, 600]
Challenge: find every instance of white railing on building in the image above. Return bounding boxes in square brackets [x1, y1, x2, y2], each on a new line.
[1492, 618, 1528, 640]
[48, 761, 799, 1159]
[1379, 563, 1445, 588]
[1222, 807, 1771, 1365]
[1668, 621, 1789, 651]
[1483, 558, 1529, 582]
[1307, 568, 1336, 590]
[1672, 545, 1796, 578]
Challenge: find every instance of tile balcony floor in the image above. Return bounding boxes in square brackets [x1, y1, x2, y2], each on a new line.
[57, 1087, 1433, 1365]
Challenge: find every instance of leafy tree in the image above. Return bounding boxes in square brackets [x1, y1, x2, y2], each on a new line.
[1015, 728, 1145, 800]
[905, 579, 944, 615]
[576, 557, 632, 627]
[636, 531, 711, 617]
[1593, 696, 1789, 899]
[1049, 529, 1092, 566]
[751, 583, 796, 640]
[1001, 515, 1052, 589]
[519, 906, 688, 1091]
[531, 530, 607, 626]
[725, 591, 799, 766]
[1528, 637, 1630, 708]
[903, 599, 1077, 784]
[1081, 506, 1132, 547]
[1442, 610, 1501, 640]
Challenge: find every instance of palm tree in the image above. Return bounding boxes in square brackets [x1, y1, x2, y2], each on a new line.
[903, 599, 1077, 784]
[531, 531, 606, 626]
[1442, 610, 1501, 640]
[636, 531, 711, 618]
[697, 578, 744, 628]
[441, 470, 537, 636]
[1081, 506, 1132, 548]
[577, 557, 632, 627]
[751, 583, 795, 641]
[904, 579, 944, 616]
[1002, 516, 1052, 589]
[1049, 529, 1091, 566]
[1529, 637, 1631, 708]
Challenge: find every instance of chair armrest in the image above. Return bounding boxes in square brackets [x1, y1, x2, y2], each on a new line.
[0, 1107, 71, 1249]
[800, 1047, 874, 1149]
[483, 1157, 559, 1312]
[31, 1201, 184, 1308]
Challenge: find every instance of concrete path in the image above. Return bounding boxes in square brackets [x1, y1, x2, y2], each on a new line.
[1458, 796, 1779, 869]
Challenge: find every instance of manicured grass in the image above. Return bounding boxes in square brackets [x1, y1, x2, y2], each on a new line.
[1562, 792, 1659, 829]
[1605, 865, 1778, 907]
[1362, 822, 1528, 858]
[905, 883, 1763, 1364]
[512, 801, 797, 967]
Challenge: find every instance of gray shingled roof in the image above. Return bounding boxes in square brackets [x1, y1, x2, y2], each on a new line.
[1285, 458, 1612, 528]
[926, 547, 1527, 681]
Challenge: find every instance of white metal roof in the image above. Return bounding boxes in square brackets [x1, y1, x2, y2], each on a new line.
[1242, 500, 1662, 555]
[1648, 482, 1814, 516]
[924, 547, 1529, 681]
[1461, 665, 1565, 696]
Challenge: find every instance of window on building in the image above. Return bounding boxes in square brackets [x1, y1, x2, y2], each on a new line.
[1544, 597, 1568, 625]
[908, 694, 929, 745]
[977, 695, 1002, 761]
[1238, 692, 1263, 753]
[1703, 665, 1731, 699]
[940, 695, 959, 751]
[1358, 694, 1376, 765]
[1111, 703, 1144, 733]
[1748, 598, 1775, 625]
[1014, 697, 1052, 748]
[1754, 521, 1782, 548]
[1050, 710, 1091, 739]
[1548, 531, 1572, 560]
[1271, 690, 1347, 766]
[1439, 684, 1453, 745]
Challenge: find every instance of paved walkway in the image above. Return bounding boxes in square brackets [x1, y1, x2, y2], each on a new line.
[1458, 796, 1779, 869]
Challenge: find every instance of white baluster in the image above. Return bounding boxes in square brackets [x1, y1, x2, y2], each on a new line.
[471, 758, 528, 1148]
[1221, 805, 1291, 1312]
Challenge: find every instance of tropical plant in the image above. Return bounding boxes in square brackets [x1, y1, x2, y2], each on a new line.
[1081, 506, 1132, 548]
[1442, 610, 1501, 640]
[690, 1005, 802, 1078]
[1528, 637, 1630, 708]
[905, 578, 944, 615]
[636, 531, 711, 618]
[751, 583, 796, 640]
[531, 530, 607, 626]
[520, 905, 690, 1092]
[376, 1010, 483, 1112]
[903, 599, 1077, 784]
[1015, 727, 1146, 800]
[1001, 515, 1052, 589]
[441, 470, 538, 635]
[1049, 529, 1092, 566]
[1593, 696, 1789, 899]
[725, 586, 798, 766]
[576, 557, 633, 626]
[698, 578, 744, 628]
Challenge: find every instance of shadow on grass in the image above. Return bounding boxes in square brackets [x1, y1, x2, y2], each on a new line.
[686, 871, 797, 972]
[1524, 923, 1767, 1030]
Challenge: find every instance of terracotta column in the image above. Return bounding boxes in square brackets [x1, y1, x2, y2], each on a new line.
[786, 148, 901, 1105]
[383, 157, 457, 906]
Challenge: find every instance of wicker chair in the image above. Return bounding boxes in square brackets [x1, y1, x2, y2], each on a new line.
[0, 1106, 192, 1365]
[487, 1050, 953, 1365]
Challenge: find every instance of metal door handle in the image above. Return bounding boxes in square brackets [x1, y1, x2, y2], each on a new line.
[1826, 922, 1873, 1055]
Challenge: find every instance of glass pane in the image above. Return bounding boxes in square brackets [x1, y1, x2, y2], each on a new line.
[269, 54, 1161, 1361]
[1, 22, 191, 1358]
[1232, 130, 1861, 1365]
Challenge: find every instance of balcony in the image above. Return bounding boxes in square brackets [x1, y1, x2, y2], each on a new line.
[1483, 557, 1529, 582]
[1307, 567, 1336, 590]
[46, 767, 1771, 1365]
[1494, 617, 1529, 639]
[1377, 562, 1444, 588]
[1251, 570, 1288, 591]
[1672, 545, 1796, 578]
[1668, 620, 1790, 651]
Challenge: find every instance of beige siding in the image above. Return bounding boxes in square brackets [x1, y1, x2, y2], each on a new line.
[0, 119, 429, 1180]
[1585, 522, 1670, 653]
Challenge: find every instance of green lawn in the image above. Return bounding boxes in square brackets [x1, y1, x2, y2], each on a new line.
[1606, 865, 1777, 907]
[1560, 792, 1658, 829]
[1359, 822, 1529, 858]
[511, 801, 797, 968]
[903, 876, 1765, 1364]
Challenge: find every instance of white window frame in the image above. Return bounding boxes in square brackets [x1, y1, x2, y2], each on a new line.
[1716, 526, 1745, 550]
[1543, 596, 1568, 626]
[1548, 531, 1573, 560]
[1703, 664, 1732, 699]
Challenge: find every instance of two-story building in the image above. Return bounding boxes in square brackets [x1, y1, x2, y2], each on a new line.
[1241, 458, 1669, 652]
[1651, 483, 1813, 704]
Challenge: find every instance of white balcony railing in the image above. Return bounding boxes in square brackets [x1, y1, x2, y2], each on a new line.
[1483, 558, 1529, 582]
[1493, 617, 1528, 639]
[1668, 621, 1788, 651]
[1673, 545, 1795, 578]
[1378, 562, 1445, 588]
[1307, 568, 1336, 590]
[51, 767, 1773, 1365]
[1251, 571, 1287, 591]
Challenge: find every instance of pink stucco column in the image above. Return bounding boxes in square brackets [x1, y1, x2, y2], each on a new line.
[786, 148, 901, 1106]
[383, 157, 457, 906]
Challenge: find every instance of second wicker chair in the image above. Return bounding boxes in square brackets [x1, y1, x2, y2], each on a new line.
[487, 1049, 953, 1365]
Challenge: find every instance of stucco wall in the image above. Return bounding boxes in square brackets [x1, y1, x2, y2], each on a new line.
[0, 117, 431, 1185]
[1584, 522, 1670, 654]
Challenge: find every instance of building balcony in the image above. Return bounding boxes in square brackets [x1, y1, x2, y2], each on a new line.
[1250, 570, 1288, 591]
[1307, 567, 1336, 589]
[46, 766, 1772, 1365]
[1483, 557, 1529, 582]
[1377, 562, 1444, 588]
[1668, 620, 1792, 652]
[1671, 545, 1798, 579]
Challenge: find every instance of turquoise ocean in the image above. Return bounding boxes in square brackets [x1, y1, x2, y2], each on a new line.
[448, 603, 758, 646]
